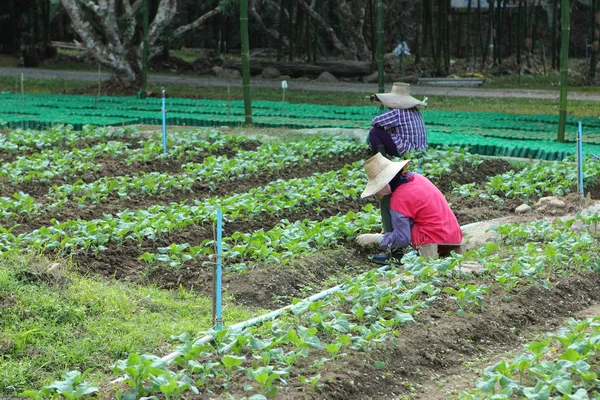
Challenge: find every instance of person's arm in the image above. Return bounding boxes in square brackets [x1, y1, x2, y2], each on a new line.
[371, 109, 400, 129]
[380, 209, 411, 249]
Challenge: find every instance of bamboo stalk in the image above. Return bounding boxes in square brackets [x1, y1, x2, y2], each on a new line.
[557, 0, 570, 142]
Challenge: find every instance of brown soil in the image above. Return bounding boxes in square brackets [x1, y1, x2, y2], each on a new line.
[432, 158, 515, 194]
[0, 141, 260, 199]
[64, 158, 521, 303]
[11, 151, 370, 235]
[0, 134, 143, 164]
[71, 194, 378, 294]
[254, 273, 600, 399]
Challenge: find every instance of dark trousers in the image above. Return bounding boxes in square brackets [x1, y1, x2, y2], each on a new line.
[368, 127, 401, 158]
[380, 194, 393, 233]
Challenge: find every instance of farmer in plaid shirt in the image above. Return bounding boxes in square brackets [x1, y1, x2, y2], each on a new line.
[368, 82, 428, 158]
[366, 82, 430, 264]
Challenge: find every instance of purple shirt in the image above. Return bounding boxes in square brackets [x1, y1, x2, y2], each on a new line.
[371, 108, 428, 155]
[380, 210, 412, 249]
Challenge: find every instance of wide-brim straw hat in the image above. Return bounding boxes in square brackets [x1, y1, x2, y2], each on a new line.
[361, 153, 411, 198]
[374, 82, 427, 109]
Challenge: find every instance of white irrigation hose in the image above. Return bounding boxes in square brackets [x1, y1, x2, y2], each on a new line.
[160, 219, 498, 363]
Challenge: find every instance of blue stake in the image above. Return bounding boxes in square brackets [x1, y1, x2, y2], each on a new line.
[161, 87, 167, 155]
[215, 209, 223, 331]
[578, 122, 584, 198]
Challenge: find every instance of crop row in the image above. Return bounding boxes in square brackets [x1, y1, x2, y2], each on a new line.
[0, 125, 138, 153]
[0, 158, 368, 255]
[32, 213, 600, 399]
[1, 129, 256, 184]
[140, 204, 381, 272]
[452, 156, 600, 199]
[460, 317, 600, 399]
[0, 136, 365, 225]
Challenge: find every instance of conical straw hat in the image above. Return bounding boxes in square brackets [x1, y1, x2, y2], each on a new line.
[374, 82, 427, 109]
[361, 153, 411, 198]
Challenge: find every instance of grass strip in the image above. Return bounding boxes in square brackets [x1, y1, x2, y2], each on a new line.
[0, 253, 261, 396]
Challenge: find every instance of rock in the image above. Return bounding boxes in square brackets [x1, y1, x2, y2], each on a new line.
[534, 196, 557, 208]
[280, 75, 292, 80]
[212, 66, 241, 79]
[361, 71, 398, 83]
[261, 67, 281, 79]
[316, 71, 337, 82]
[515, 204, 532, 214]
[534, 196, 567, 215]
[548, 198, 567, 209]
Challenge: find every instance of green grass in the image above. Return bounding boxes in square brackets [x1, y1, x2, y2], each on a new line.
[0, 253, 260, 396]
[0, 55, 18, 68]
[483, 71, 600, 92]
[0, 76, 597, 117]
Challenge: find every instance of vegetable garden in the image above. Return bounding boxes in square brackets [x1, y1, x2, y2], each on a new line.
[2, 102, 600, 399]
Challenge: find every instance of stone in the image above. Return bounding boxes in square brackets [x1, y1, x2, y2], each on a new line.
[515, 204, 532, 214]
[534, 196, 557, 208]
[212, 66, 241, 79]
[261, 67, 281, 79]
[316, 71, 337, 82]
[548, 198, 567, 208]
[362, 71, 394, 83]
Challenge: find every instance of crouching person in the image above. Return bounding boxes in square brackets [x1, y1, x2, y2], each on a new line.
[356, 153, 463, 264]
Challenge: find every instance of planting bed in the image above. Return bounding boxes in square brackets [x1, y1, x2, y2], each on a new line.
[3, 124, 600, 399]
[3, 93, 600, 160]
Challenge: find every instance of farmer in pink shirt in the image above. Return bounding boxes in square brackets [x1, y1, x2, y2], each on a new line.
[355, 153, 462, 264]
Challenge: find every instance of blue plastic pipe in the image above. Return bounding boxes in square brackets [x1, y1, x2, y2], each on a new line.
[578, 122, 584, 197]
[216, 209, 223, 331]
[161, 87, 167, 155]
[160, 220, 486, 364]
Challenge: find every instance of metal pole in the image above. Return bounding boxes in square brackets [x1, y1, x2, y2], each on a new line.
[215, 209, 223, 330]
[141, 0, 149, 98]
[376, 0, 384, 94]
[578, 122, 584, 198]
[161, 87, 167, 155]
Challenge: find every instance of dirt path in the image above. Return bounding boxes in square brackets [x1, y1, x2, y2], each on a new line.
[1, 67, 599, 101]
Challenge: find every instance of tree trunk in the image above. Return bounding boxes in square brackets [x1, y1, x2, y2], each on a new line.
[590, 0, 598, 78]
[467, 0, 472, 70]
[552, 0, 558, 69]
[484, 0, 494, 65]
[62, 0, 219, 86]
[517, 0, 522, 66]
[276, 0, 286, 61]
[415, 0, 424, 64]
[496, 0, 507, 64]
[376, 0, 384, 93]
[477, 0, 484, 65]
[288, 0, 294, 61]
[557, 0, 570, 142]
[445, 0, 451, 74]
[61, 0, 137, 84]
[240, 0, 253, 125]
[430, 0, 440, 74]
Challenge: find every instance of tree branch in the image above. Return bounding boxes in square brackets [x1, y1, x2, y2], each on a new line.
[249, 0, 287, 46]
[171, 8, 219, 39]
[297, 0, 352, 58]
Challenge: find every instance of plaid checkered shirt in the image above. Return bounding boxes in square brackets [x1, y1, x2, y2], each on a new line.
[371, 107, 428, 155]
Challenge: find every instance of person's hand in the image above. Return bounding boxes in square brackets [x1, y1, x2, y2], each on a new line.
[356, 233, 384, 247]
